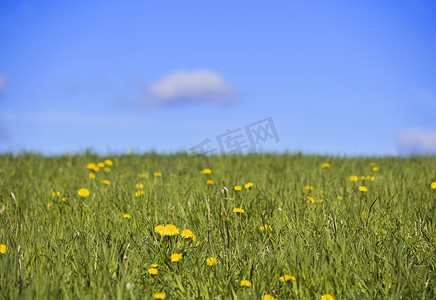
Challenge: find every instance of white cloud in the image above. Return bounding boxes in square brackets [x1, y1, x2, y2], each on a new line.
[141, 70, 235, 107]
[396, 128, 436, 155]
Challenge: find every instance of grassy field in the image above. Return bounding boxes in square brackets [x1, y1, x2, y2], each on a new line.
[0, 152, 435, 299]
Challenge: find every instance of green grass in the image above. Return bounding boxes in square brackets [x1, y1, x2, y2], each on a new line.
[0, 152, 435, 299]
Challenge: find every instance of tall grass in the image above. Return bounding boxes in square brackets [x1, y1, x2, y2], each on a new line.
[0, 152, 435, 299]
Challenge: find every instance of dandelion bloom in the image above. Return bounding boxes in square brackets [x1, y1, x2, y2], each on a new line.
[350, 175, 358, 181]
[279, 274, 295, 282]
[89, 173, 96, 179]
[170, 253, 182, 262]
[154, 225, 165, 235]
[78, 188, 90, 197]
[263, 295, 276, 300]
[97, 162, 105, 168]
[234, 185, 242, 191]
[47, 202, 53, 208]
[245, 182, 254, 189]
[233, 208, 244, 214]
[0, 244, 6, 254]
[359, 186, 368, 192]
[153, 292, 165, 299]
[240, 280, 251, 287]
[103, 167, 111, 173]
[101, 180, 110, 185]
[87, 163, 99, 172]
[372, 166, 378, 172]
[136, 183, 144, 189]
[61, 197, 68, 202]
[195, 241, 200, 247]
[370, 176, 375, 181]
[321, 294, 334, 300]
[135, 190, 145, 197]
[151, 263, 158, 267]
[164, 224, 180, 236]
[200, 168, 212, 174]
[124, 214, 131, 219]
[104, 159, 113, 166]
[318, 199, 324, 203]
[207, 180, 214, 185]
[305, 185, 313, 190]
[154, 172, 162, 177]
[361, 176, 366, 180]
[52, 192, 60, 197]
[259, 224, 273, 232]
[431, 182, 436, 189]
[148, 268, 158, 275]
[206, 257, 217, 266]
[337, 196, 343, 200]
[307, 196, 315, 203]
[322, 163, 330, 168]
[181, 229, 196, 241]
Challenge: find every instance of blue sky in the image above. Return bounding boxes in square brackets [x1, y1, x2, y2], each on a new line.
[1, 0, 436, 155]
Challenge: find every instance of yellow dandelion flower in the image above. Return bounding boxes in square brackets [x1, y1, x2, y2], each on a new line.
[52, 192, 60, 197]
[372, 166, 378, 172]
[148, 268, 158, 275]
[370, 176, 375, 181]
[78, 188, 90, 197]
[153, 292, 165, 299]
[181, 229, 196, 241]
[0, 244, 6, 254]
[123, 214, 131, 219]
[177, 242, 182, 248]
[359, 186, 368, 192]
[337, 195, 343, 200]
[151, 263, 158, 268]
[430, 181, 436, 189]
[139, 173, 148, 178]
[154, 172, 162, 177]
[206, 257, 217, 266]
[263, 295, 276, 300]
[321, 294, 334, 300]
[305, 185, 314, 190]
[101, 180, 110, 185]
[170, 253, 182, 262]
[154, 225, 165, 235]
[89, 173, 96, 179]
[279, 274, 295, 282]
[260, 224, 273, 231]
[47, 202, 53, 208]
[103, 167, 111, 173]
[97, 162, 105, 168]
[318, 199, 324, 203]
[322, 163, 330, 168]
[207, 180, 214, 185]
[361, 176, 366, 180]
[104, 159, 113, 166]
[135, 190, 145, 197]
[233, 208, 244, 213]
[307, 196, 315, 203]
[241, 280, 251, 287]
[245, 182, 254, 189]
[87, 162, 97, 170]
[200, 168, 212, 174]
[163, 224, 180, 236]
[61, 197, 68, 202]
[234, 185, 242, 191]
[350, 175, 358, 181]
[136, 183, 144, 189]
[195, 241, 200, 247]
